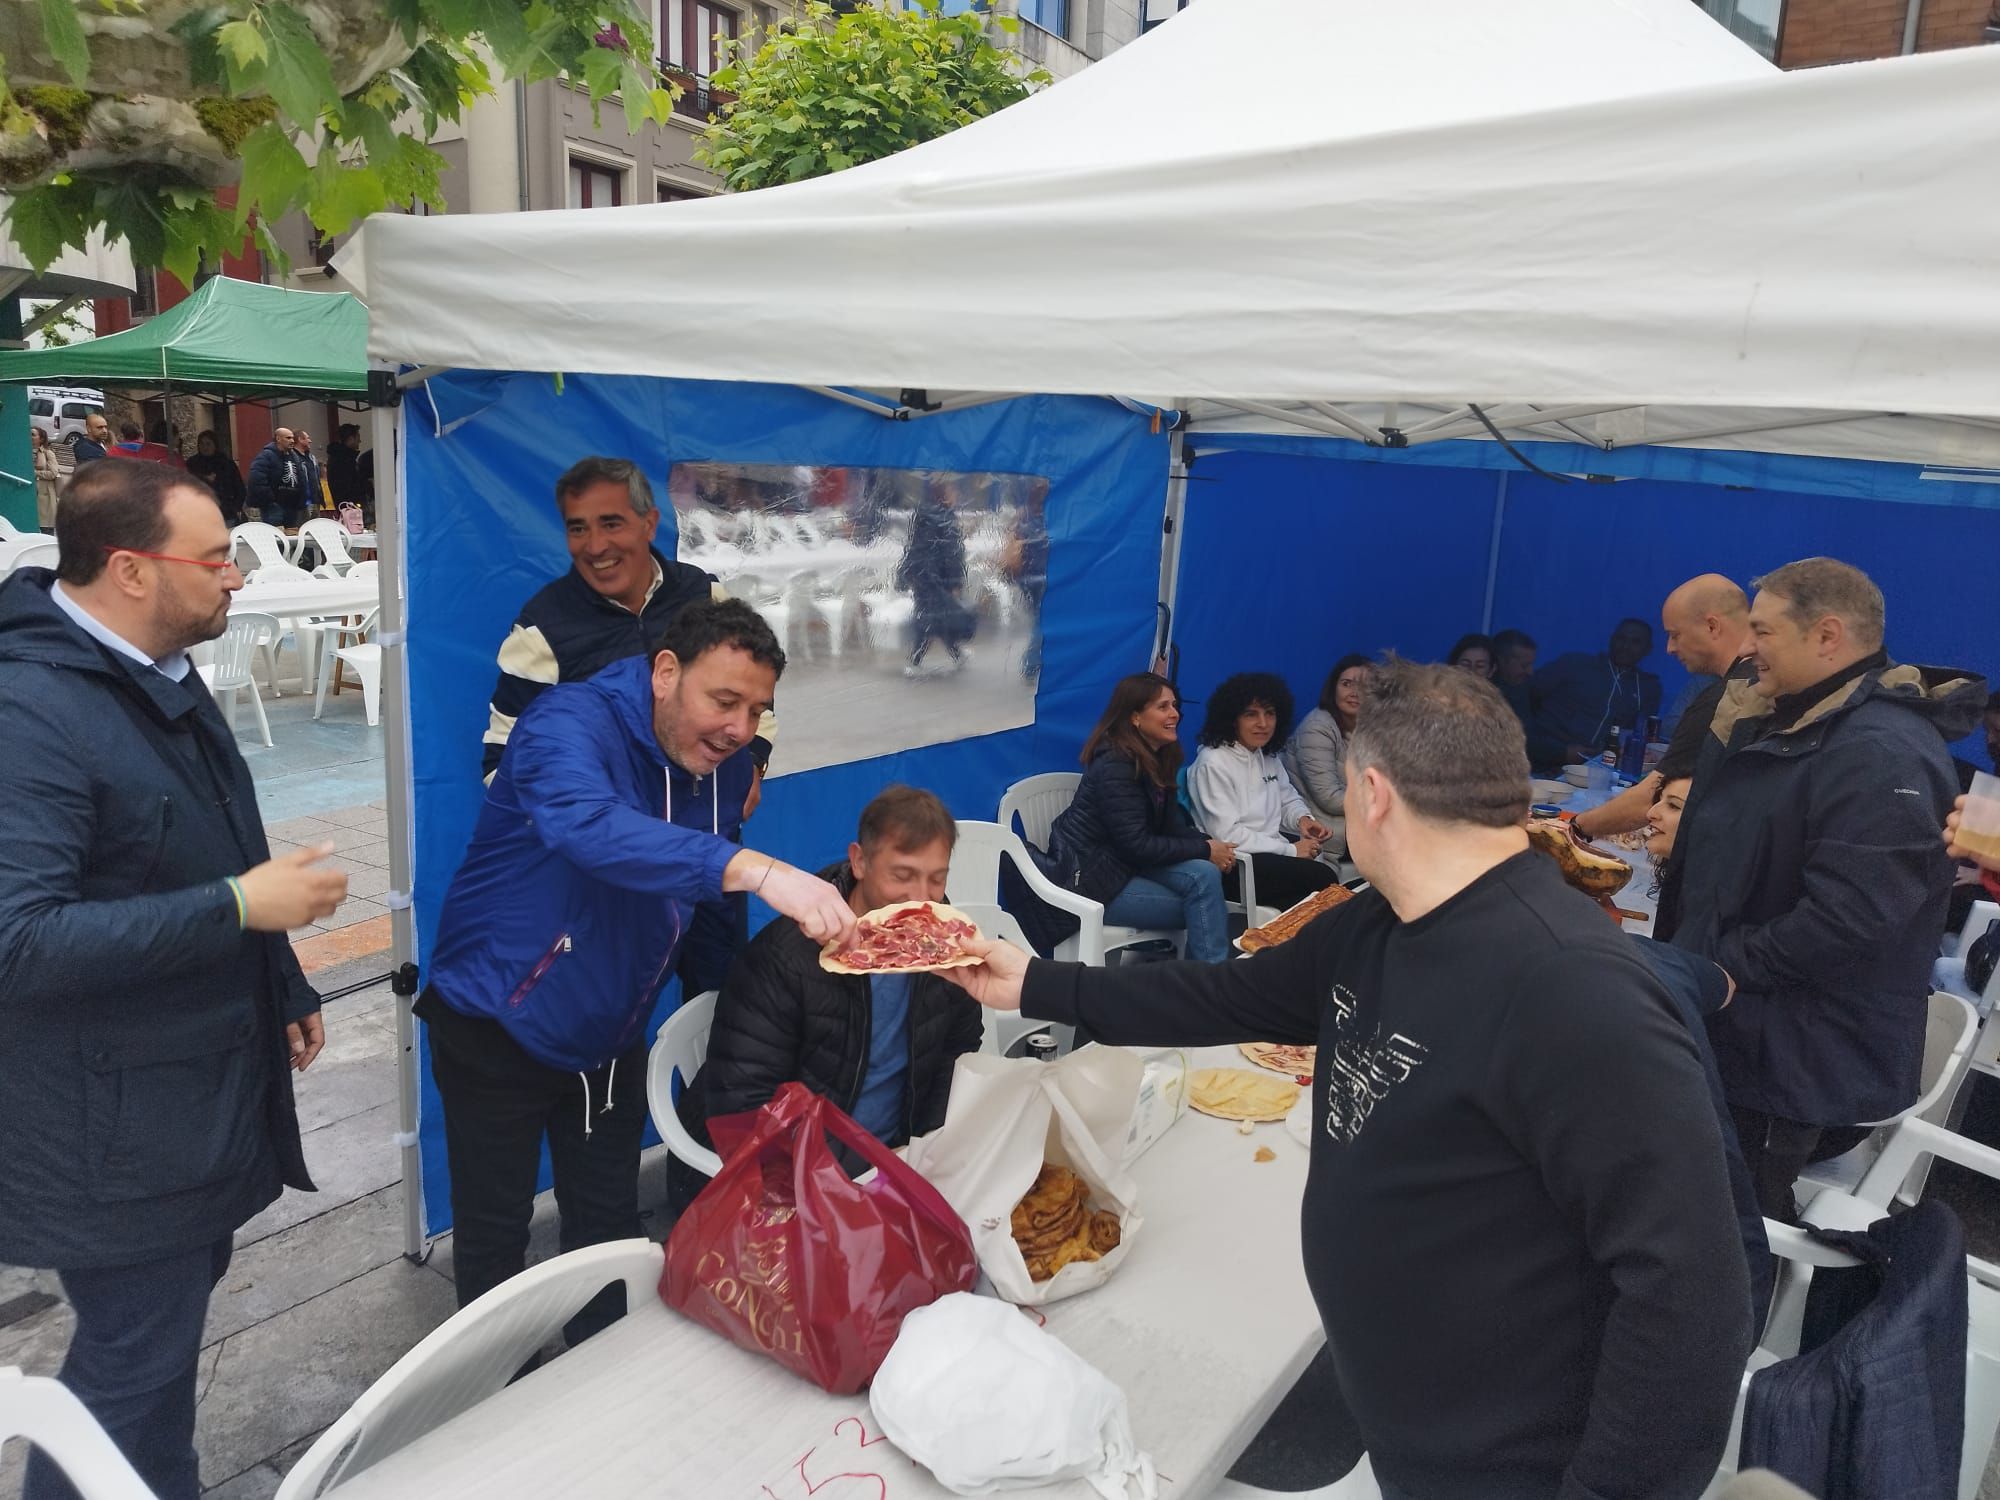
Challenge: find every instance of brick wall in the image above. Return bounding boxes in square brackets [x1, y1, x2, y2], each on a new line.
[1779, 0, 1993, 66]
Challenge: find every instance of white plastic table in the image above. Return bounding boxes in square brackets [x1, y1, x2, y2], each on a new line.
[229, 574, 379, 621]
[327, 1045, 1320, 1500]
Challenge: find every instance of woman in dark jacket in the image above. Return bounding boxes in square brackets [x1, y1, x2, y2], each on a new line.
[1048, 673, 1235, 961]
[185, 430, 248, 524]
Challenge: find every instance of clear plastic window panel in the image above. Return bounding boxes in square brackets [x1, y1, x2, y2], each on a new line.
[669, 463, 1051, 776]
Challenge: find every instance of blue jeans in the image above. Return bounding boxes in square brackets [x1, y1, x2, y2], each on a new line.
[1104, 858, 1229, 962]
[25, 1237, 234, 1500]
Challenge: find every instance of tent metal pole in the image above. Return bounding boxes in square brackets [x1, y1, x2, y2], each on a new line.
[1301, 402, 1387, 445]
[1154, 417, 1190, 673]
[1480, 470, 1508, 635]
[369, 395, 425, 1261]
[1403, 403, 1636, 447]
[803, 385, 904, 420]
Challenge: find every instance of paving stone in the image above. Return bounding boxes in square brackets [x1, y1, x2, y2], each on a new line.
[290, 1012, 398, 1136]
[304, 825, 389, 857]
[202, 1461, 284, 1500]
[234, 1101, 401, 1249]
[0, 1265, 58, 1307]
[319, 980, 397, 1026]
[195, 1260, 456, 1487]
[0, 1295, 72, 1376]
[335, 840, 393, 871]
[291, 915, 394, 976]
[321, 857, 391, 900]
[264, 815, 336, 844]
[207, 1188, 404, 1346]
[310, 805, 389, 831]
[319, 895, 388, 932]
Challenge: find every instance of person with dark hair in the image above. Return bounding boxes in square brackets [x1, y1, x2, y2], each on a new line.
[482, 455, 774, 793]
[0, 459, 347, 1500]
[184, 430, 248, 525]
[897, 478, 974, 677]
[326, 423, 367, 510]
[1664, 557, 1985, 1220]
[1491, 628, 1538, 728]
[1282, 654, 1370, 864]
[108, 420, 185, 469]
[1525, 617, 1662, 772]
[1188, 671, 1338, 913]
[944, 658, 1753, 1500]
[1446, 632, 1494, 679]
[417, 597, 855, 1339]
[673, 785, 983, 1207]
[1044, 673, 1235, 962]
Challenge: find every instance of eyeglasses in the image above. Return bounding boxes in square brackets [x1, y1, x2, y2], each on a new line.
[105, 546, 241, 573]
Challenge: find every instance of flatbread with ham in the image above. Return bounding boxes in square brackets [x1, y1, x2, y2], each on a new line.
[1240, 1042, 1317, 1079]
[1236, 883, 1356, 953]
[819, 900, 986, 975]
[1189, 1068, 1299, 1123]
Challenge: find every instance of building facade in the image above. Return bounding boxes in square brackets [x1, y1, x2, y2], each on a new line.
[1698, 0, 1999, 65]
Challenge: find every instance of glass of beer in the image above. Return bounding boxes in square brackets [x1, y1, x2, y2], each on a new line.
[1960, 772, 2000, 863]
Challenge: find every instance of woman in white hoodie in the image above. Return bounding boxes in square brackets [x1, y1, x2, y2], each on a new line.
[1187, 672, 1339, 913]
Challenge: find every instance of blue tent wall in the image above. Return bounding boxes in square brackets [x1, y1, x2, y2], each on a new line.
[404, 373, 1167, 1235]
[1173, 445, 1997, 767]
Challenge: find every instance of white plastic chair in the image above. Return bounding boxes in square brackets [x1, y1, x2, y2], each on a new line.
[275, 1239, 667, 1500]
[644, 989, 723, 1179]
[298, 516, 358, 575]
[952, 902, 1074, 1057]
[1211, 1455, 1382, 1500]
[198, 611, 278, 746]
[0, 537, 59, 576]
[312, 607, 380, 725]
[949, 820, 1176, 967]
[0, 514, 22, 540]
[0, 1367, 158, 1499]
[997, 774, 1210, 957]
[1795, 991, 1979, 1205]
[229, 521, 295, 574]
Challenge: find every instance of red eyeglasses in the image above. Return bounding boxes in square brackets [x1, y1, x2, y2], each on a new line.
[104, 546, 241, 572]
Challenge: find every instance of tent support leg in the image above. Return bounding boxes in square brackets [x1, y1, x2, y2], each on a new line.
[369, 396, 426, 1261]
[1154, 419, 1189, 673]
[1481, 470, 1508, 635]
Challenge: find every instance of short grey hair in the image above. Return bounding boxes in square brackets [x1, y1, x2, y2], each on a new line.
[1347, 657, 1530, 829]
[554, 455, 656, 517]
[1753, 557, 1885, 652]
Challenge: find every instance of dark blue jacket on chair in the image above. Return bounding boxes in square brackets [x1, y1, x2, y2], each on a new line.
[1741, 1200, 1968, 1500]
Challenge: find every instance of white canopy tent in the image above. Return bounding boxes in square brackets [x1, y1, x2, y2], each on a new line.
[341, 0, 2000, 1254]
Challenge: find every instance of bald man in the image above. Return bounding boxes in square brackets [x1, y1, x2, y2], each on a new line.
[1574, 575, 1759, 840]
[247, 428, 311, 529]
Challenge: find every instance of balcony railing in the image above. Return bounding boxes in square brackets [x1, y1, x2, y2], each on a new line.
[666, 71, 735, 121]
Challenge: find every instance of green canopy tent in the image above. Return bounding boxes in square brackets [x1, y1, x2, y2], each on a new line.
[0, 276, 368, 402]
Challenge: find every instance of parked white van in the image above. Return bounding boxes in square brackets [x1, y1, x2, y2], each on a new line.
[26, 385, 105, 445]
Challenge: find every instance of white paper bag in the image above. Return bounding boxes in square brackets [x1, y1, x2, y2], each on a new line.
[870, 1293, 1159, 1499]
[905, 1045, 1144, 1305]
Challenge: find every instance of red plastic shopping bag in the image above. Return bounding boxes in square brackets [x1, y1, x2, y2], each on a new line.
[660, 1081, 978, 1394]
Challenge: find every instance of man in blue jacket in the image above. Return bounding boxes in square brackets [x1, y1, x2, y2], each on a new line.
[1525, 617, 1663, 772]
[417, 597, 853, 1333]
[0, 460, 348, 1500]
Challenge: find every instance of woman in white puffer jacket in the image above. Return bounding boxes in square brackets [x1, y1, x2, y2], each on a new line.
[1187, 672, 1340, 914]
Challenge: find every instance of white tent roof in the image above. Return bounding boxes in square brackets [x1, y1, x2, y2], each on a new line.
[346, 0, 2000, 464]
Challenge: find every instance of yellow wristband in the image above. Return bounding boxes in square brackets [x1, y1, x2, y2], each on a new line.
[224, 876, 247, 930]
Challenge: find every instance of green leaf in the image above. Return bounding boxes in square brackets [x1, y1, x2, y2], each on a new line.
[307, 152, 390, 236]
[167, 6, 231, 90]
[37, 0, 91, 86]
[4, 187, 84, 272]
[257, 5, 340, 126]
[214, 18, 269, 70]
[235, 122, 310, 225]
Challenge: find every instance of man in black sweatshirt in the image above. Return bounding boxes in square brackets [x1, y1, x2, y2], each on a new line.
[951, 659, 1752, 1500]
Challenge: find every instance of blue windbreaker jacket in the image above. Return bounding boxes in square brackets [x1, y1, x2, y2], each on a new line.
[425, 655, 753, 1072]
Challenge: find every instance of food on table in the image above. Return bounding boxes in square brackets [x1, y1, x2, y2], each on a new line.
[1189, 1067, 1300, 1123]
[1239, 1042, 1316, 1078]
[1237, 882, 1356, 953]
[1254, 1146, 1277, 1163]
[820, 900, 984, 974]
[1010, 1163, 1122, 1282]
[1524, 817, 1633, 901]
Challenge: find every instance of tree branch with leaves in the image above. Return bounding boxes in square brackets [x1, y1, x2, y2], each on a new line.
[0, 0, 677, 283]
[697, 0, 1047, 193]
